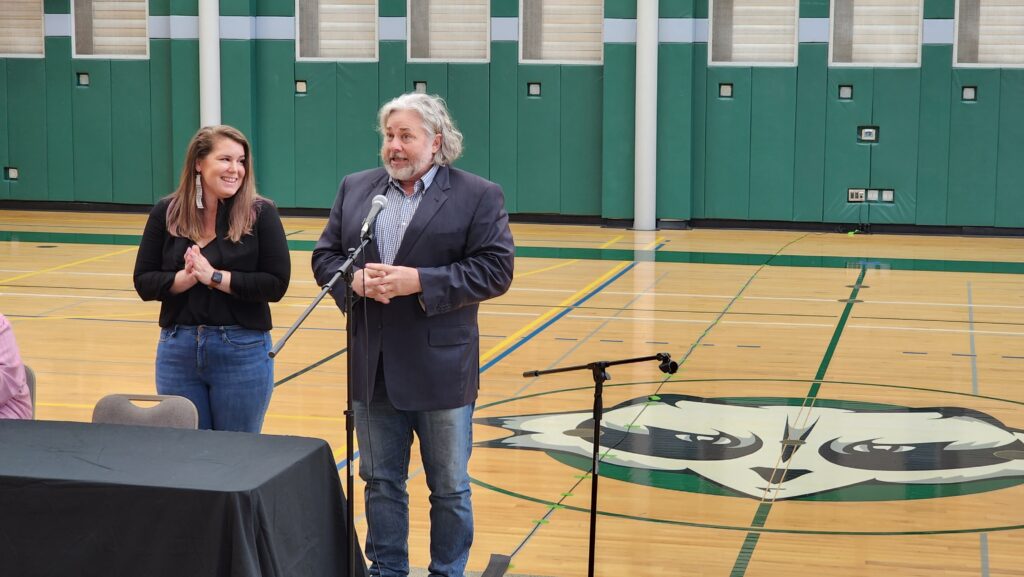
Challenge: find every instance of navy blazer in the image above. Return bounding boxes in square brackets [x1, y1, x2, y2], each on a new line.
[311, 165, 514, 411]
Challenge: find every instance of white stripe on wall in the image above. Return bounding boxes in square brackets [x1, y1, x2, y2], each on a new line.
[923, 19, 955, 45]
[491, 17, 517, 41]
[379, 17, 405, 41]
[799, 18, 829, 43]
[44, 14, 71, 37]
[604, 18, 636, 44]
[41, 14, 957, 46]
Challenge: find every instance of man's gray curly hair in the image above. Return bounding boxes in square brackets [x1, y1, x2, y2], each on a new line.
[378, 92, 463, 166]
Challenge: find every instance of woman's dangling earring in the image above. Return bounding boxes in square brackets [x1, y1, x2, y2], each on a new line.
[195, 173, 204, 209]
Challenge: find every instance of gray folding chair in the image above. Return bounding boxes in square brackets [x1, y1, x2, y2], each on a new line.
[91, 394, 199, 430]
[24, 364, 35, 419]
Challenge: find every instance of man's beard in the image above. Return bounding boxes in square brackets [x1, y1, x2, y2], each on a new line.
[383, 153, 426, 181]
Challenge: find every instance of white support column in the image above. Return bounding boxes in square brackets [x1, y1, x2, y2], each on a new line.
[632, 0, 659, 231]
[199, 0, 221, 126]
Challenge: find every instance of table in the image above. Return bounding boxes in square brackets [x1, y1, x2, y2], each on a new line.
[0, 419, 366, 577]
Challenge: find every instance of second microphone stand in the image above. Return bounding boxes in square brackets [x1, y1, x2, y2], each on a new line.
[523, 353, 677, 577]
[270, 233, 373, 577]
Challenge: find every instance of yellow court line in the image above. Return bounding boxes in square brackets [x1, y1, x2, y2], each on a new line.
[514, 235, 623, 280]
[14, 312, 154, 322]
[0, 246, 137, 286]
[39, 402, 93, 410]
[480, 260, 633, 365]
[516, 259, 579, 279]
[641, 236, 665, 250]
[601, 235, 624, 249]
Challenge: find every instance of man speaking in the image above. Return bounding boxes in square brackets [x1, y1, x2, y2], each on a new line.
[312, 93, 515, 577]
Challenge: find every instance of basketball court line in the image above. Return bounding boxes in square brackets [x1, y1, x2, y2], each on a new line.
[729, 267, 867, 576]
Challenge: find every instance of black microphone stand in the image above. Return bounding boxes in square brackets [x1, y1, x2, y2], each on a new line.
[270, 234, 374, 577]
[522, 353, 677, 577]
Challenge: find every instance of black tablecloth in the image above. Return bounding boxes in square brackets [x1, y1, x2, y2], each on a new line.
[0, 420, 365, 577]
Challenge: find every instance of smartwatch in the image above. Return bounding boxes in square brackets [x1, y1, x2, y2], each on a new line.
[210, 271, 223, 286]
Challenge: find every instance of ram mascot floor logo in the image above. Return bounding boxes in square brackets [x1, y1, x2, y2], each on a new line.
[477, 394, 1024, 501]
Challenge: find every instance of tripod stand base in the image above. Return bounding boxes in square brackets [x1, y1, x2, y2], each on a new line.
[480, 553, 512, 577]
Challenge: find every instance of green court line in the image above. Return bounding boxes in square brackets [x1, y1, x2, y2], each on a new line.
[729, 266, 866, 577]
[273, 348, 346, 388]
[3, 230, 1024, 274]
[467, 476, 1024, 536]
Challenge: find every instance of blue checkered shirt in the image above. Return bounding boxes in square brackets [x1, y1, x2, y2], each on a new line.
[375, 164, 438, 265]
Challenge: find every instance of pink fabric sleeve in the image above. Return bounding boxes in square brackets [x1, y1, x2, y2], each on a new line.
[0, 314, 33, 419]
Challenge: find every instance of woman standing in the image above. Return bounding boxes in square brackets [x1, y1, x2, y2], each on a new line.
[134, 125, 290, 432]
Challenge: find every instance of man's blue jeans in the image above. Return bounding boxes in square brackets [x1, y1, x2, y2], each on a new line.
[155, 325, 274, 432]
[354, 382, 474, 577]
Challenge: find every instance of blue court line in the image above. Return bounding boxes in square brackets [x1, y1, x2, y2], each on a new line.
[337, 450, 359, 470]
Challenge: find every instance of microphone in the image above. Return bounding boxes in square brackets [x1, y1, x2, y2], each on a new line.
[360, 195, 388, 238]
[656, 353, 678, 375]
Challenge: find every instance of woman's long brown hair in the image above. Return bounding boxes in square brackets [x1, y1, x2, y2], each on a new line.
[165, 125, 263, 243]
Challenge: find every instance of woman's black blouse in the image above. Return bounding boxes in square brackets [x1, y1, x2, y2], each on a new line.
[133, 197, 291, 331]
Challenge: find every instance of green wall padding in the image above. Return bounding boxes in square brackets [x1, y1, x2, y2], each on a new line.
[822, 68, 872, 223]
[169, 40, 199, 186]
[704, 67, 751, 219]
[870, 68, 920, 224]
[255, 0, 293, 16]
[492, 0, 517, 17]
[489, 43, 518, 211]
[661, 0, 696, 18]
[800, 0, 829, 17]
[448, 64, 490, 179]
[45, 37, 75, 202]
[606, 0, 636, 18]
[221, 41, 256, 144]
[254, 40, 295, 207]
[406, 63, 448, 99]
[916, 45, 952, 225]
[72, 60, 113, 202]
[691, 44, 708, 218]
[7, 60, 48, 201]
[601, 43, 635, 219]
[221, 0, 252, 16]
[294, 62, 338, 208]
[924, 0, 955, 19]
[657, 43, 693, 220]
[793, 44, 827, 222]
[337, 63, 381, 191]
[517, 65, 560, 214]
[378, 42, 407, 106]
[111, 60, 154, 205]
[170, 0, 196, 16]
[749, 68, 797, 221]
[7, 2, 1024, 229]
[45, 0, 70, 14]
[948, 69, 1000, 226]
[150, 40, 174, 202]
[0, 60, 8, 199]
[380, 0, 405, 17]
[560, 66, 602, 216]
[995, 71, 1024, 228]
[695, 0, 708, 18]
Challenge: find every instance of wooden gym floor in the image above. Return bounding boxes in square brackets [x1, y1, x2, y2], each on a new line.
[2, 208, 1023, 576]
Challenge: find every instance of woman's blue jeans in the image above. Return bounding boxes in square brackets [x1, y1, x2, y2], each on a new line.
[355, 383, 474, 577]
[155, 325, 274, 432]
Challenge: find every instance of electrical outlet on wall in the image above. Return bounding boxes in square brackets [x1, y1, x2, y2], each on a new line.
[848, 188, 866, 202]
